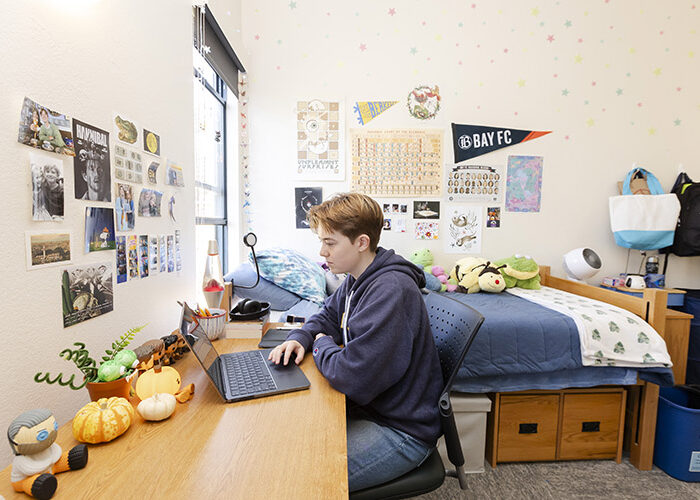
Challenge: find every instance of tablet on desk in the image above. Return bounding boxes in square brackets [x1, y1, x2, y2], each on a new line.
[258, 328, 292, 348]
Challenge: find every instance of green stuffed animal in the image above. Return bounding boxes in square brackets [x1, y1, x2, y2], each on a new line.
[493, 254, 541, 289]
[408, 249, 443, 292]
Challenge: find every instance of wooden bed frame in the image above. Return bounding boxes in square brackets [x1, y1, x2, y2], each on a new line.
[537, 266, 675, 470]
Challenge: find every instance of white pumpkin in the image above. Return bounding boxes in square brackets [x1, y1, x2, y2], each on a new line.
[137, 392, 177, 421]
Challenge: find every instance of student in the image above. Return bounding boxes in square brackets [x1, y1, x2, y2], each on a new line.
[269, 192, 443, 492]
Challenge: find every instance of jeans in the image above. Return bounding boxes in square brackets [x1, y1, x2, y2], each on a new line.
[347, 408, 432, 492]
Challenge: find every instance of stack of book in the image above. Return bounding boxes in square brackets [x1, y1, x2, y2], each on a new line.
[224, 319, 265, 339]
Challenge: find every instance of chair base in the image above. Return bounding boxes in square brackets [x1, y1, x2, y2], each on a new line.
[350, 448, 446, 500]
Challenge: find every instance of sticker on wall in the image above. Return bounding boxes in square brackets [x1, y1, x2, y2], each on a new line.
[415, 221, 439, 240]
[295, 187, 322, 229]
[487, 207, 501, 228]
[296, 99, 344, 181]
[127, 235, 138, 279]
[143, 129, 161, 156]
[147, 161, 159, 184]
[30, 152, 64, 221]
[445, 164, 503, 203]
[413, 201, 440, 219]
[353, 101, 398, 125]
[113, 113, 139, 145]
[26, 231, 71, 270]
[446, 205, 482, 254]
[61, 262, 113, 328]
[139, 235, 149, 278]
[407, 85, 440, 120]
[505, 155, 543, 213]
[115, 183, 135, 231]
[73, 119, 111, 202]
[116, 235, 127, 283]
[84, 207, 116, 253]
[452, 123, 551, 163]
[18, 97, 75, 157]
[138, 188, 163, 217]
[113, 143, 143, 184]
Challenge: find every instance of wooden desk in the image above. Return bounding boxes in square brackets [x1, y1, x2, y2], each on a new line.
[0, 339, 348, 499]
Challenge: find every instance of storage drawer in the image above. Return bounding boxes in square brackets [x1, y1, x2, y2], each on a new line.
[497, 394, 559, 462]
[559, 392, 623, 460]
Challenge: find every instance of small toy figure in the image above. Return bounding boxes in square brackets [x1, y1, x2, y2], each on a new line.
[8, 409, 88, 499]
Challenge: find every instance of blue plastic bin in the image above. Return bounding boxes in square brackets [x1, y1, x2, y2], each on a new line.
[653, 387, 700, 482]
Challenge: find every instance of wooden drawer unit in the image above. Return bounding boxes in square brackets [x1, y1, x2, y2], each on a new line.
[487, 388, 626, 466]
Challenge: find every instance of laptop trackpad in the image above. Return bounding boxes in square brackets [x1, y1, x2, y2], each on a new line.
[266, 357, 311, 391]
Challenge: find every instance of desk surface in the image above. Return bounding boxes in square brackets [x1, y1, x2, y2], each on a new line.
[0, 339, 348, 499]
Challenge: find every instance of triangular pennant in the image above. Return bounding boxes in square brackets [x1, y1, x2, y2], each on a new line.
[451, 123, 552, 163]
[353, 101, 398, 125]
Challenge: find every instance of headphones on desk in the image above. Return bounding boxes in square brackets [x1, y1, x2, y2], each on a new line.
[230, 298, 270, 321]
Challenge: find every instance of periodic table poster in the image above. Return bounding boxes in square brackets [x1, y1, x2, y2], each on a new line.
[350, 129, 442, 197]
[296, 99, 344, 180]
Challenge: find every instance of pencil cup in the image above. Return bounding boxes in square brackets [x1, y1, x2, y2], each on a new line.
[197, 308, 226, 340]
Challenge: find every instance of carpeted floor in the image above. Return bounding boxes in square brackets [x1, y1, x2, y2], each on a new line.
[416, 457, 700, 499]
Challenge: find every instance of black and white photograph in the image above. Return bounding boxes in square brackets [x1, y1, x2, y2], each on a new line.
[413, 200, 440, 219]
[73, 119, 111, 201]
[18, 97, 75, 156]
[138, 188, 163, 217]
[295, 187, 322, 228]
[30, 152, 64, 221]
[61, 262, 113, 328]
[26, 231, 71, 270]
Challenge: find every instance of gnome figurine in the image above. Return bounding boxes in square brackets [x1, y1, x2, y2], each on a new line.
[8, 409, 88, 500]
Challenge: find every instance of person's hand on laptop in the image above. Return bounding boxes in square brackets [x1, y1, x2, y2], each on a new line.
[269, 340, 305, 366]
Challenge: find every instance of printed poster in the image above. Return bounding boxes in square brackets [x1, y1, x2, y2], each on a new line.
[115, 183, 135, 231]
[296, 99, 344, 180]
[18, 97, 75, 156]
[62, 262, 113, 328]
[445, 204, 483, 254]
[139, 235, 149, 278]
[116, 235, 127, 283]
[73, 119, 111, 202]
[505, 155, 543, 213]
[445, 164, 503, 203]
[26, 231, 71, 270]
[127, 235, 139, 279]
[113, 143, 143, 184]
[84, 207, 116, 252]
[30, 152, 64, 221]
[414, 222, 439, 240]
[295, 187, 322, 229]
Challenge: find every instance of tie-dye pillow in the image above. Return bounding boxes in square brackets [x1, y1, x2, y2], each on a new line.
[250, 248, 327, 304]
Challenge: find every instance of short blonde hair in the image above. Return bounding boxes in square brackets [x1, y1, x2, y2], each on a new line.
[307, 193, 383, 252]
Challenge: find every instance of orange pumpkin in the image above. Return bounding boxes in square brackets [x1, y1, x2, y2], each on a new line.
[72, 397, 134, 444]
[135, 365, 181, 400]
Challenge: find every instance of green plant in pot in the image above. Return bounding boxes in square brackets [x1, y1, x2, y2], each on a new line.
[34, 325, 146, 400]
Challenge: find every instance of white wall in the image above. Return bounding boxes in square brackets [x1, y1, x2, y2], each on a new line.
[237, 0, 699, 287]
[0, 0, 196, 467]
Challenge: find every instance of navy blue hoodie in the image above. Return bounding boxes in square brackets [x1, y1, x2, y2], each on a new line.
[287, 248, 443, 446]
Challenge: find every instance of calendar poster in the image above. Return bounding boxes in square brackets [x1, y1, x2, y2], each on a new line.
[445, 204, 482, 254]
[296, 99, 344, 180]
[350, 129, 442, 197]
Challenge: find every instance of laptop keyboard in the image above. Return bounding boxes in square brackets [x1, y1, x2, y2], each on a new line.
[223, 351, 277, 397]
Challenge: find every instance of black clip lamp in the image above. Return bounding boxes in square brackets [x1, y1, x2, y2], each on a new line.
[229, 232, 270, 321]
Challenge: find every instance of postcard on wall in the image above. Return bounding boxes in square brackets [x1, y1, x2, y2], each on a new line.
[138, 188, 163, 217]
[445, 164, 503, 203]
[113, 113, 140, 146]
[506, 155, 543, 212]
[127, 235, 139, 279]
[73, 119, 111, 201]
[393, 218, 406, 233]
[116, 236, 127, 283]
[445, 204, 482, 254]
[415, 221, 439, 240]
[18, 97, 75, 157]
[295, 187, 322, 229]
[26, 231, 71, 270]
[167, 235, 175, 272]
[85, 207, 116, 253]
[166, 161, 184, 187]
[113, 143, 143, 184]
[487, 207, 501, 228]
[149, 236, 159, 275]
[379, 199, 409, 233]
[30, 152, 64, 221]
[175, 230, 182, 272]
[159, 235, 166, 272]
[143, 129, 161, 156]
[382, 218, 392, 231]
[139, 235, 149, 278]
[115, 183, 135, 231]
[62, 262, 113, 328]
[413, 201, 440, 219]
[147, 161, 159, 184]
[296, 99, 344, 181]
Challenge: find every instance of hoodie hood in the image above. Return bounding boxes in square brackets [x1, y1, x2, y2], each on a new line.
[347, 247, 426, 295]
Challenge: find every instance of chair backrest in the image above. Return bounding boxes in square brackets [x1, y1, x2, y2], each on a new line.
[423, 290, 484, 393]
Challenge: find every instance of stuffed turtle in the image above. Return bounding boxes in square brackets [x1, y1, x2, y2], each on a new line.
[408, 249, 442, 292]
[493, 254, 541, 289]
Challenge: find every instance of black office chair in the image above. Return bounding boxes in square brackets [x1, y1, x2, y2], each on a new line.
[351, 290, 484, 500]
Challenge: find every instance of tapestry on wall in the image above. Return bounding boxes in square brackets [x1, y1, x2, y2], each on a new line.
[505, 155, 544, 213]
[445, 204, 483, 254]
[350, 129, 442, 197]
[451, 123, 551, 163]
[296, 99, 344, 180]
[18, 97, 75, 157]
[353, 101, 397, 125]
[61, 262, 113, 328]
[445, 164, 503, 204]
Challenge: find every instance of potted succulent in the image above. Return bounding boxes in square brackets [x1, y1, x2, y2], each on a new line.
[34, 325, 146, 401]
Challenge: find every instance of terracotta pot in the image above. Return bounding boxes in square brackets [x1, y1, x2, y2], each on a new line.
[85, 375, 133, 402]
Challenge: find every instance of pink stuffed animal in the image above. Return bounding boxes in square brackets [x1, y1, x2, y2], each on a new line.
[431, 265, 458, 292]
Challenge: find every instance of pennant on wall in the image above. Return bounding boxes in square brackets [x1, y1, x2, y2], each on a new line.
[451, 123, 551, 163]
[353, 101, 398, 125]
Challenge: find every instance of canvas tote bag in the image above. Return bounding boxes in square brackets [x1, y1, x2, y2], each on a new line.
[609, 168, 681, 250]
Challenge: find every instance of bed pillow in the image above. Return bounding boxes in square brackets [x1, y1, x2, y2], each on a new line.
[224, 263, 302, 311]
[250, 248, 327, 304]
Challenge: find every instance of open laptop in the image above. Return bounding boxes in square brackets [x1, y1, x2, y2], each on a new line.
[178, 301, 310, 402]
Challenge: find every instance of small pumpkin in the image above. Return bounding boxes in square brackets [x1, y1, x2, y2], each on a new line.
[137, 393, 177, 421]
[72, 396, 134, 444]
[135, 365, 181, 400]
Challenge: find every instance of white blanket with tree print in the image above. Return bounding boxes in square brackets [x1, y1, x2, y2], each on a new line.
[506, 286, 672, 368]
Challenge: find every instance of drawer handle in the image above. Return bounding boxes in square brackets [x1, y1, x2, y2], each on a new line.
[582, 421, 600, 432]
[519, 423, 538, 434]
